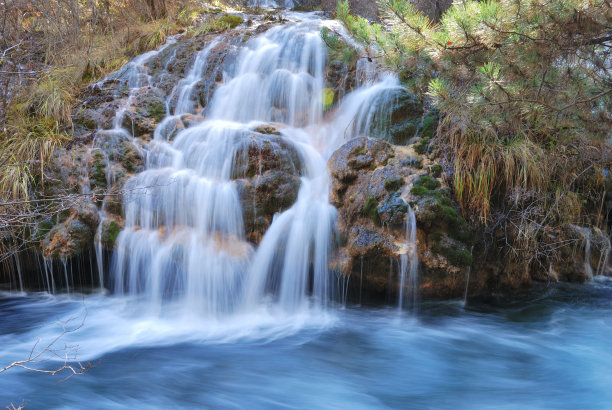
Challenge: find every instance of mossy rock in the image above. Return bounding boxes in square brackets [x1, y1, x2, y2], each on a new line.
[217, 14, 243, 29]
[419, 113, 439, 139]
[435, 244, 473, 267]
[90, 150, 107, 189]
[414, 175, 441, 190]
[35, 219, 55, 241]
[384, 176, 403, 192]
[253, 124, 281, 136]
[363, 196, 381, 226]
[100, 219, 123, 250]
[430, 164, 443, 178]
[414, 137, 431, 155]
[146, 98, 166, 122]
[43, 218, 95, 259]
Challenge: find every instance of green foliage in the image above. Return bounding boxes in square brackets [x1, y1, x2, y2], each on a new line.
[384, 177, 403, 192]
[188, 14, 243, 37]
[419, 114, 437, 139]
[339, 0, 612, 274]
[320, 27, 359, 67]
[413, 137, 430, 155]
[101, 220, 121, 248]
[430, 164, 442, 178]
[414, 175, 440, 190]
[363, 196, 381, 225]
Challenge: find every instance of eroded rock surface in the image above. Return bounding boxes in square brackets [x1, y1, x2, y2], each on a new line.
[328, 136, 473, 300]
[233, 125, 304, 244]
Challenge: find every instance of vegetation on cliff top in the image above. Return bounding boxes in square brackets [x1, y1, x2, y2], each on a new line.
[337, 0, 612, 271]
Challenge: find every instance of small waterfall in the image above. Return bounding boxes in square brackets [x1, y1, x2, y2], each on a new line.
[582, 228, 594, 280]
[463, 245, 474, 307]
[103, 13, 407, 315]
[399, 204, 419, 311]
[248, 0, 295, 8]
[598, 239, 611, 277]
[173, 38, 222, 115]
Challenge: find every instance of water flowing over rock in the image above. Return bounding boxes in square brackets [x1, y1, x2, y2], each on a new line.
[14, 3, 604, 305]
[108, 13, 405, 314]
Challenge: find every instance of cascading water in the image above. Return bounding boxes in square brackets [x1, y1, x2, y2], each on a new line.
[107, 13, 407, 316]
[398, 204, 419, 310]
[92, 38, 178, 291]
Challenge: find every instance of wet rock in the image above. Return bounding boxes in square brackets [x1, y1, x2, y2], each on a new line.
[231, 131, 302, 180]
[100, 217, 124, 250]
[329, 137, 412, 299]
[388, 92, 423, 145]
[42, 204, 99, 259]
[232, 130, 303, 244]
[329, 137, 473, 301]
[75, 108, 103, 130]
[548, 225, 610, 282]
[378, 192, 408, 225]
[122, 88, 167, 137]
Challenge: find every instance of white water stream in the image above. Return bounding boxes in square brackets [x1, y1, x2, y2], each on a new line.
[108, 13, 410, 316]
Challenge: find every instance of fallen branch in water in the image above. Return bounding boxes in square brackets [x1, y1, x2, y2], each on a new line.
[0, 301, 97, 382]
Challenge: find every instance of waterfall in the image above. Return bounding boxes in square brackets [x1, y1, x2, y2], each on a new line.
[580, 227, 594, 280]
[106, 14, 405, 315]
[173, 38, 222, 115]
[398, 204, 419, 311]
[92, 37, 177, 291]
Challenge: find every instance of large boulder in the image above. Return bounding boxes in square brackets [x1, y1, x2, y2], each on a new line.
[42, 204, 99, 259]
[329, 137, 474, 301]
[232, 125, 304, 244]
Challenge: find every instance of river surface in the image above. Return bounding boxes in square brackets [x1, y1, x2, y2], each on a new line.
[2, 278, 612, 409]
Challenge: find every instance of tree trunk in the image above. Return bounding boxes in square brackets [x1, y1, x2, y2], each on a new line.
[145, 0, 167, 20]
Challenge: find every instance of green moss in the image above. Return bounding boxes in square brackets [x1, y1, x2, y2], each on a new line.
[453, 224, 473, 243]
[414, 175, 441, 190]
[420, 114, 438, 139]
[101, 220, 121, 249]
[217, 14, 243, 29]
[90, 151, 107, 189]
[440, 205, 458, 221]
[411, 185, 429, 196]
[412, 178, 473, 243]
[430, 164, 443, 178]
[429, 230, 444, 243]
[147, 99, 166, 122]
[36, 219, 55, 240]
[350, 145, 367, 157]
[384, 177, 403, 192]
[414, 137, 430, 155]
[363, 196, 381, 226]
[444, 248, 473, 267]
[439, 195, 452, 207]
[398, 68, 412, 84]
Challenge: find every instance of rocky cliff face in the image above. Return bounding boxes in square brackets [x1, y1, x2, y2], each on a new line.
[327, 136, 473, 300]
[9, 6, 610, 302]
